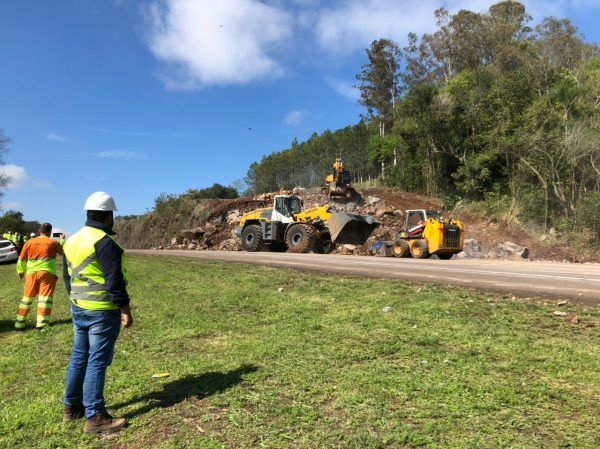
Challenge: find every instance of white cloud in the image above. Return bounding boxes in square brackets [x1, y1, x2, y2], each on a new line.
[0, 164, 28, 188]
[145, 0, 294, 89]
[46, 133, 70, 143]
[284, 109, 311, 126]
[313, 0, 592, 54]
[326, 77, 360, 102]
[91, 150, 146, 159]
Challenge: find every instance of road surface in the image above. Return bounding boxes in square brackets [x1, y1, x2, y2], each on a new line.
[130, 250, 600, 305]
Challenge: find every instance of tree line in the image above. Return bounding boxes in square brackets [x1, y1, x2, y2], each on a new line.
[244, 1, 600, 240]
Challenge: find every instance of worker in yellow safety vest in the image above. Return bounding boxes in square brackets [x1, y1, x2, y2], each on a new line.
[62, 191, 133, 434]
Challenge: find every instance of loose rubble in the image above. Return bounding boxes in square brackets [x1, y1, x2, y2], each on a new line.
[120, 186, 595, 262]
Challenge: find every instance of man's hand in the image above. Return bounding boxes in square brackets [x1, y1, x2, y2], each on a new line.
[17, 272, 24, 281]
[120, 305, 133, 328]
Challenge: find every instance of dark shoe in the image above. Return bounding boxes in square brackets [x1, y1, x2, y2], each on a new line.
[84, 410, 127, 434]
[63, 404, 85, 421]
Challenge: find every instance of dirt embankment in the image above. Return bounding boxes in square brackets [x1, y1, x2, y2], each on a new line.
[115, 187, 598, 263]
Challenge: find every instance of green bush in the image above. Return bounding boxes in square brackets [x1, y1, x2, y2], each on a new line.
[577, 192, 600, 243]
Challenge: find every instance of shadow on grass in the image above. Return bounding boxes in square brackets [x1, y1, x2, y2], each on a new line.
[114, 364, 259, 419]
[0, 318, 72, 334]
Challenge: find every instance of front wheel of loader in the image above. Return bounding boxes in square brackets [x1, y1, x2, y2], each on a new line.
[393, 239, 411, 258]
[241, 225, 265, 252]
[314, 235, 334, 254]
[285, 224, 316, 253]
[410, 239, 430, 259]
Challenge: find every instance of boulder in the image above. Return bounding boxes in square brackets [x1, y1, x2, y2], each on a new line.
[187, 243, 197, 250]
[462, 239, 484, 258]
[366, 196, 380, 205]
[497, 241, 529, 260]
[375, 205, 394, 218]
[226, 209, 242, 223]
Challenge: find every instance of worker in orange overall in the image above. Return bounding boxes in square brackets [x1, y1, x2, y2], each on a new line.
[15, 223, 64, 330]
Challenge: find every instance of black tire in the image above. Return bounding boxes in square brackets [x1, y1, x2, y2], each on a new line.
[314, 237, 334, 254]
[285, 224, 316, 253]
[393, 239, 411, 258]
[410, 239, 430, 259]
[241, 225, 265, 252]
[437, 253, 453, 260]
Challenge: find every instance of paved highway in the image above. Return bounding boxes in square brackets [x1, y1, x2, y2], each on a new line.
[130, 250, 600, 305]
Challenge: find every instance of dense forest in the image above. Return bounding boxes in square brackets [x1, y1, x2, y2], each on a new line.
[244, 1, 600, 240]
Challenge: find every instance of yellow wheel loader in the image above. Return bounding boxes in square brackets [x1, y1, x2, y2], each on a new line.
[324, 158, 356, 198]
[235, 195, 380, 253]
[392, 210, 464, 259]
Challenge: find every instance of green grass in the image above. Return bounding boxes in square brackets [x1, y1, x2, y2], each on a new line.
[1, 255, 599, 449]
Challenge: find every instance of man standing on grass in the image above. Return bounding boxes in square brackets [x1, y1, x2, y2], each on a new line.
[62, 191, 133, 434]
[15, 223, 64, 330]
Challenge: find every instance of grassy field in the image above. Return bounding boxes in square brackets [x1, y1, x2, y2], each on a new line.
[0, 255, 599, 449]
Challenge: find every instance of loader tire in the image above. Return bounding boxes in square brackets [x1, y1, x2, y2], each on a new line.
[410, 239, 430, 259]
[241, 225, 265, 252]
[393, 239, 411, 258]
[285, 224, 316, 253]
[314, 236, 334, 254]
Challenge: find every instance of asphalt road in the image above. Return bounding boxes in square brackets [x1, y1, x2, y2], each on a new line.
[130, 250, 600, 305]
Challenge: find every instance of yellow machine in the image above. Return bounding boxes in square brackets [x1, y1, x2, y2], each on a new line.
[324, 158, 356, 198]
[392, 210, 464, 259]
[235, 195, 379, 253]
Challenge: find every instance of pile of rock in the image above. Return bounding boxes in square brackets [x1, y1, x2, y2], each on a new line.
[456, 238, 529, 260]
[152, 187, 532, 260]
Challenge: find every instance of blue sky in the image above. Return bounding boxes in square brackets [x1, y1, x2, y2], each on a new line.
[1, 0, 599, 233]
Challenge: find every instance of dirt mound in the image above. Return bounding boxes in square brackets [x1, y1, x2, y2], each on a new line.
[115, 187, 598, 262]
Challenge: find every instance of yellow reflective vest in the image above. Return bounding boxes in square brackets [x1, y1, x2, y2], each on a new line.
[64, 226, 127, 311]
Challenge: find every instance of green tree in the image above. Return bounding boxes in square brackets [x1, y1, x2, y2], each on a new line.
[356, 39, 401, 137]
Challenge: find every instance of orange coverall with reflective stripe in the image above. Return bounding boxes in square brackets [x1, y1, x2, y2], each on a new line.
[15, 236, 63, 329]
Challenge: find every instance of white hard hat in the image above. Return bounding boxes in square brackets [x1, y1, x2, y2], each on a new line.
[30, 233, 36, 237]
[84, 191, 118, 211]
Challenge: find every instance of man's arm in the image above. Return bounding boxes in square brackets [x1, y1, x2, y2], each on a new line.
[63, 253, 71, 294]
[16, 242, 29, 279]
[94, 237, 130, 308]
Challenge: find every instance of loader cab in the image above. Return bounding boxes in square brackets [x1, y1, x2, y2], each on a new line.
[405, 210, 443, 229]
[272, 195, 302, 223]
[406, 210, 426, 228]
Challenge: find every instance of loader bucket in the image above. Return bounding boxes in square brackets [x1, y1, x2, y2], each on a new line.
[326, 212, 380, 245]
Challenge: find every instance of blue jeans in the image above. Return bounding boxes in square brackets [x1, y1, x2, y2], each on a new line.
[64, 304, 121, 418]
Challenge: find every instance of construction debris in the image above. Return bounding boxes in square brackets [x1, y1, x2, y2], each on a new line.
[118, 186, 595, 261]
